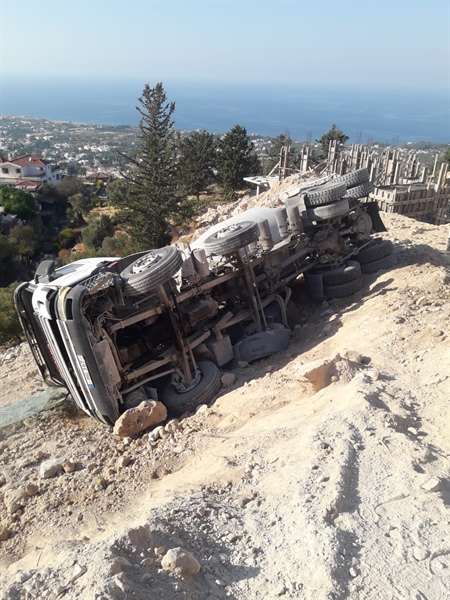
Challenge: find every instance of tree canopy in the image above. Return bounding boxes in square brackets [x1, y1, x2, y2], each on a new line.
[82, 215, 115, 251]
[178, 130, 216, 201]
[9, 225, 39, 262]
[67, 192, 94, 227]
[115, 82, 187, 249]
[264, 133, 294, 175]
[216, 125, 261, 199]
[316, 124, 349, 159]
[0, 186, 37, 220]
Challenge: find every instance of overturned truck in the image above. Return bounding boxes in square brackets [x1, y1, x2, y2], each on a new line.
[15, 169, 394, 425]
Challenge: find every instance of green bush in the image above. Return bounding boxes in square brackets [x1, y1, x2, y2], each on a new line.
[99, 232, 133, 256]
[0, 186, 37, 220]
[0, 283, 22, 345]
[55, 228, 80, 251]
[82, 215, 115, 250]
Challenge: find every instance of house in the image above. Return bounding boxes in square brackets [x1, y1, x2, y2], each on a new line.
[85, 172, 113, 184]
[0, 154, 61, 187]
[13, 179, 43, 193]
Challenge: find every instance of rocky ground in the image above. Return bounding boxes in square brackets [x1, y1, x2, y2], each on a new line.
[0, 201, 449, 599]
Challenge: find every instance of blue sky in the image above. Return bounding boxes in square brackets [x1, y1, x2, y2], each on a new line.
[1, 0, 448, 91]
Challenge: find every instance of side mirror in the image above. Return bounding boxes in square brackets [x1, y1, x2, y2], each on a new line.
[34, 259, 56, 283]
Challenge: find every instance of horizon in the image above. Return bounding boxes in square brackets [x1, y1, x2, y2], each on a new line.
[1, 76, 448, 144]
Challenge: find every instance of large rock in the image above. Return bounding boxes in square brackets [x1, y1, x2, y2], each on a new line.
[4, 486, 28, 514]
[40, 458, 63, 479]
[161, 547, 201, 575]
[113, 401, 167, 438]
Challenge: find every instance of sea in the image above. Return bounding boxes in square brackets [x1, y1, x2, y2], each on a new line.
[1, 76, 449, 145]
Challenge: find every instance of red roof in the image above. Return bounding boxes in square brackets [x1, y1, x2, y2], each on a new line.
[14, 180, 42, 189]
[11, 155, 49, 167]
[86, 172, 111, 180]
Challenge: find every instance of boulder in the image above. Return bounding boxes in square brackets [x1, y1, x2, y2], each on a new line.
[40, 458, 63, 479]
[113, 401, 167, 438]
[221, 373, 236, 388]
[161, 547, 201, 575]
[4, 487, 28, 513]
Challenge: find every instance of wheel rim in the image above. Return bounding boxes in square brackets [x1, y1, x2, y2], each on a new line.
[131, 252, 162, 274]
[173, 368, 202, 393]
[215, 224, 244, 239]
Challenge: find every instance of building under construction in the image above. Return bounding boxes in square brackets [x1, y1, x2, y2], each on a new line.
[257, 140, 450, 225]
[332, 143, 449, 225]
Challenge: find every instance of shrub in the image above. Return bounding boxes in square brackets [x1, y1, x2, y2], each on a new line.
[99, 232, 133, 256]
[56, 228, 80, 251]
[82, 215, 115, 250]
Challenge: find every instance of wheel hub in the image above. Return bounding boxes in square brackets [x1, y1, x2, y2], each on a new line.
[131, 252, 161, 274]
[216, 224, 242, 239]
[173, 367, 202, 393]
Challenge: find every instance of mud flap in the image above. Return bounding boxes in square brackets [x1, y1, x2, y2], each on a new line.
[233, 323, 291, 364]
[304, 273, 324, 300]
[364, 201, 387, 233]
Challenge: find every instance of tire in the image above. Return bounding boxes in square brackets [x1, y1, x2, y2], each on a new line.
[162, 361, 221, 416]
[323, 277, 364, 299]
[343, 180, 374, 200]
[304, 182, 346, 207]
[120, 246, 183, 297]
[203, 221, 259, 255]
[334, 168, 369, 189]
[356, 239, 393, 264]
[360, 253, 397, 274]
[306, 198, 350, 221]
[312, 261, 361, 286]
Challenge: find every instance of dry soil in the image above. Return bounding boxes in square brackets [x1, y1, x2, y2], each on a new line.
[0, 211, 449, 600]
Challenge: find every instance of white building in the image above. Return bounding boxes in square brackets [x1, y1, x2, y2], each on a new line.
[0, 154, 61, 185]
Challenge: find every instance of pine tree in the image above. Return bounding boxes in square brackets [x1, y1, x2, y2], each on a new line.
[316, 124, 349, 160]
[264, 133, 293, 175]
[178, 131, 216, 201]
[117, 82, 185, 249]
[216, 125, 261, 200]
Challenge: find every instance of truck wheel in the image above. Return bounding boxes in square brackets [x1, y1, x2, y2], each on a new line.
[312, 261, 361, 285]
[162, 361, 221, 416]
[304, 182, 346, 207]
[306, 198, 350, 221]
[334, 168, 369, 189]
[323, 277, 364, 299]
[203, 221, 260, 255]
[343, 180, 374, 200]
[360, 253, 397, 274]
[356, 239, 393, 264]
[120, 246, 183, 296]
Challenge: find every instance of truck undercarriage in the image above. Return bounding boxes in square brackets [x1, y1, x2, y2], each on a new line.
[15, 169, 391, 425]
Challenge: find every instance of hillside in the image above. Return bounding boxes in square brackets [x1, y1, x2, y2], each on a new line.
[0, 211, 449, 600]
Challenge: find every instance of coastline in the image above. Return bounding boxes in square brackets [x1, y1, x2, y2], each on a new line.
[1, 79, 448, 144]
